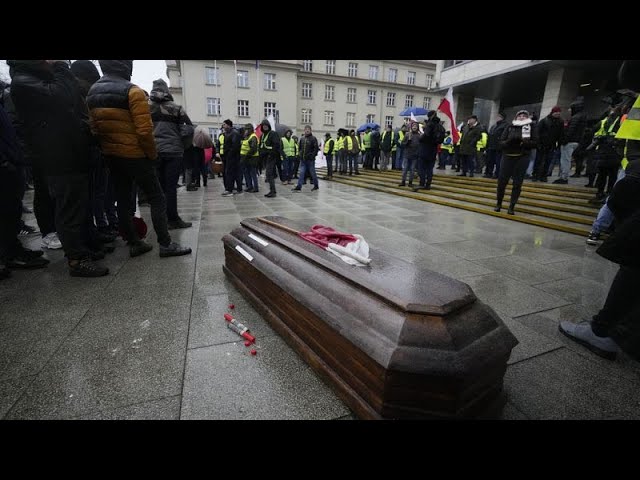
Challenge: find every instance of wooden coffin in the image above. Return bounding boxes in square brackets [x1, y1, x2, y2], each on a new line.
[222, 216, 518, 419]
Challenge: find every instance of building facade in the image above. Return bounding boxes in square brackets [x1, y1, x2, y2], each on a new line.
[434, 60, 625, 128]
[165, 60, 439, 138]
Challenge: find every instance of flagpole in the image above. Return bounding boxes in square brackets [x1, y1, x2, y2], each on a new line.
[214, 59, 219, 120]
[234, 60, 238, 124]
[256, 60, 260, 122]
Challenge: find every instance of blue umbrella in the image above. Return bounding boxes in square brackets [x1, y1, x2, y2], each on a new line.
[399, 106, 429, 117]
[356, 122, 381, 133]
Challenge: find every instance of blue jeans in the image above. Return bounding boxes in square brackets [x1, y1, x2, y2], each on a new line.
[283, 156, 295, 181]
[591, 168, 626, 234]
[297, 159, 319, 188]
[243, 161, 259, 191]
[560, 142, 579, 180]
[395, 147, 405, 169]
[526, 148, 537, 176]
[401, 156, 418, 185]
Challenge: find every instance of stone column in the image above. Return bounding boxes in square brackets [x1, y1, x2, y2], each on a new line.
[540, 67, 581, 117]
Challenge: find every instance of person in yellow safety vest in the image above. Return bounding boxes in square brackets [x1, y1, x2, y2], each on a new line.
[291, 135, 300, 179]
[349, 130, 361, 175]
[379, 125, 395, 172]
[335, 130, 345, 174]
[589, 106, 623, 204]
[560, 60, 640, 363]
[438, 132, 454, 169]
[394, 125, 407, 170]
[281, 129, 297, 184]
[391, 128, 398, 168]
[240, 123, 260, 193]
[216, 131, 225, 177]
[343, 131, 354, 175]
[363, 128, 372, 169]
[475, 129, 488, 174]
[453, 130, 463, 172]
[323, 132, 335, 179]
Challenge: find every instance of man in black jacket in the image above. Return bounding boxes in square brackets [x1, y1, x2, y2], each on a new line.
[416, 111, 443, 190]
[459, 115, 483, 177]
[9, 60, 108, 277]
[221, 119, 242, 196]
[259, 119, 282, 198]
[485, 112, 508, 178]
[292, 125, 319, 192]
[555, 100, 587, 183]
[534, 106, 564, 182]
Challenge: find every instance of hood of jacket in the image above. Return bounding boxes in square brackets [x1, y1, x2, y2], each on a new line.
[150, 78, 171, 102]
[260, 119, 271, 132]
[98, 60, 133, 81]
[570, 101, 584, 114]
[512, 118, 533, 127]
[7, 60, 53, 80]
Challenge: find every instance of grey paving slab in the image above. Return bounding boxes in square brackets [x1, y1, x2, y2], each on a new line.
[188, 292, 277, 349]
[431, 239, 513, 260]
[0, 376, 35, 419]
[474, 255, 575, 286]
[180, 335, 349, 420]
[503, 348, 640, 419]
[193, 266, 231, 297]
[498, 314, 564, 365]
[413, 258, 494, 281]
[508, 243, 585, 265]
[400, 228, 468, 245]
[534, 276, 610, 310]
[498, 401, 529, 420]
[74, 396, 181, 420]
[462, 273, 571, 318]
[549, 256, 619, 286]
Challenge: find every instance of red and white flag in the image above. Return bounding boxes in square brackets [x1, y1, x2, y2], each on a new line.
[437, 87, 460, 144]
[299, 225, 371, 266]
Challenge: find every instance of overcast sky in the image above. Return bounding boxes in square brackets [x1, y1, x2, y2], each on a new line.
[0, 60, 168, 92]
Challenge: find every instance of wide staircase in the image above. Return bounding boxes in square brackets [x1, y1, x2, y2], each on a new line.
[318, 168, 599, 236]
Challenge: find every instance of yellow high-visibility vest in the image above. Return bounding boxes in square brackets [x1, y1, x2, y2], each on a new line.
[281, 136, 296, 157]
[240, 133, 259, 156]
[616, 96, 640, 169]
[218, 134, 225, 155]
[323, 138, 334, 154]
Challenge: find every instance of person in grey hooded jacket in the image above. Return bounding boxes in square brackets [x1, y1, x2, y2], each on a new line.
[149, 78, 193, 229]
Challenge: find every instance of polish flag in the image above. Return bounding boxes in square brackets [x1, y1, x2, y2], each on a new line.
[437, 87, 460, 144]
[299, 225, 371, 266]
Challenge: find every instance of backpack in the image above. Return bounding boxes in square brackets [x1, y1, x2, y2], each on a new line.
[434, 123, 446, 144]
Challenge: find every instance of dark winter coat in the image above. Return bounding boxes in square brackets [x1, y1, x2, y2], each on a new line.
[459, 123, 483, 156]
[487, 119, 508, 151]
[500, 118, 538, 156]
[0, 103, 22, 168]
[223, 128, 242, 164]
[299, 133, 318, 162]
[380, 130, 394, 152]
[421, 116, 443, 146]
[8, 60, 90, 175]
[370, 129, 381, 150]
[149, 79, 193, 155]
[402, 130, 422, 159]
[537, 114, 565, 150]
[563, 101, 587, 144]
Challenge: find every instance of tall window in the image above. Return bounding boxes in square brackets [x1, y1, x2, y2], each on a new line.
[207, 97, 221, 116]
[347, 87, 357, 103]
[301, 109, 312, 124]
[388, 68, 397, 83]
[324, 111, 334, 126]
[264, 102, 277, 118]
[302, 82, 312, 98]
[369, 65, 379, 80]
[366, 114, 375, 123]
[367, 90, 377, 105]
[208, 127, 217, 138]
[346, 112, 356, 127]
[407, 71, 416, 85]
[237, 70, 248, 88]
[326, 60, 336, 75]
[423, 97, 432, 109]
[385, 116, 394, 128]
[426, 74, 434, 89]
[405, 94, 414, 108]
[348, 62, 358, 77]
[205, 66, 220, 85]
[325, 85, 335, 101]
[264, 73, 276, 90]
[303, 60, 313, 71]
[237, 100, 249, 117]
[386, 92, 396, 107]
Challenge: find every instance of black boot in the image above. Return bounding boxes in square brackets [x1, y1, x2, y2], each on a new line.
[494, 203, 502, 212]
[507, 204, 515, 215]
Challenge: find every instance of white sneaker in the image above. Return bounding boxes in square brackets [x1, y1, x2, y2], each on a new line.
[558, 321, 619, 360]
[41, 232, 63, 250]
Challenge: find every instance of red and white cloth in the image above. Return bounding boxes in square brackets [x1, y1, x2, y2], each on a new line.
[437, 87, 460, 145]
[299, 225, 371, 266]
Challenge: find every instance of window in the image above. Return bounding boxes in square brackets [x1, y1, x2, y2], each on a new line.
[347, 87, 357, 103]
[366, 114, 375, 123]
[205, 66, 220, 85]
[386, 92, 396, 107]
[443, 60, 468, 68]
[208, 127, 217, 138]
[348, 62, 358, 77]
[385, 116, 394, 128]
[423, 97, 432, 109]
[303, 60, 313, 71]
[369, 65, 379, 80]
[325, 85, 335, 101]
[264, 102, 277, 118]
[426, 74, 434, 89]
[237, 70, 249, 88]
[346, 112, 356, 127]
[326, 60, 336, 75]
[388, 68, 397, 83]
[407, 71, 416, 85]
[301, 109, 312, 124]
[302, 82, 312, 98]
[405, 94, 414, 108]
[324, 110, 334, 126]
[237, 100, 249, 117]
[367, 90, 377, 105]
[206, 97, 221, 116]
[264, 73, 276, 90]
